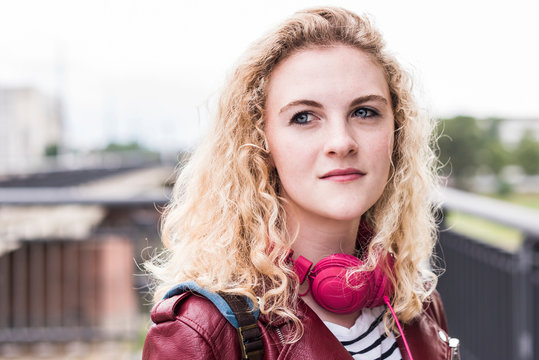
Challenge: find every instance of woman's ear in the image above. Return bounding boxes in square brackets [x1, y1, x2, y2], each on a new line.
[267, 152, 275, 169]
[261, 136, 274, 166]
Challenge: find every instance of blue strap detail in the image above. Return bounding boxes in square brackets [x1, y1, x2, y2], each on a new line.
[163, 281, 259, 329]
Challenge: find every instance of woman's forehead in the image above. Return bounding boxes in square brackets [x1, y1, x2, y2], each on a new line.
[265, 44, 390, 110]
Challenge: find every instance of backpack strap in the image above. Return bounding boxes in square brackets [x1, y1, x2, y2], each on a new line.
[220, 293, 264, 360]
[164, 281, 264, 360]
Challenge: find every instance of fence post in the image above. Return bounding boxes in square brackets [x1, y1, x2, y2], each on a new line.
[513, 235, 535, 360]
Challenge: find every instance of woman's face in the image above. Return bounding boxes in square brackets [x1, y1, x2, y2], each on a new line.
[265, 44, 394, 226]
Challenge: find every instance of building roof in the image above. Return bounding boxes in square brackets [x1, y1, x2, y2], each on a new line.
[0, 165, 173, 255]
[0, 165, 148, 188]
[0, 165, 172, 205]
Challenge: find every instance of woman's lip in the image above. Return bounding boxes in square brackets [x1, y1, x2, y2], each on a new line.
[320, 168, 366, 180]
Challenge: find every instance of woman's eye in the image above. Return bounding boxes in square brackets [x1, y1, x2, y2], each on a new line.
[353, 107, 377, 118]
[290, 112, 314, 125]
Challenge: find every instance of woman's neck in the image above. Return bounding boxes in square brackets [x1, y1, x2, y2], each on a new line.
[286, 209, 363, 328]
[287, 212, 360, 264]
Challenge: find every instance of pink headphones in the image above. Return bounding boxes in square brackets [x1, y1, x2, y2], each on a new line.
[290, 252, 393, 314]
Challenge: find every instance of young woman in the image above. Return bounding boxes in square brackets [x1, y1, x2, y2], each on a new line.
[143, 7, 458, 360]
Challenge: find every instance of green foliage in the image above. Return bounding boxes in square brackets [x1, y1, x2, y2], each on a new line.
[437, 116, 483, 180]
[495, 178, 513, 196]
[102, 141, 150, 153]
[436, 116, 499, 189]
[436, 116, 539, 192]
[479, 118, 511, 175]
[481, 140, 510, 175]
[44, 143, 59, 157]
[514, 130, 539, 175]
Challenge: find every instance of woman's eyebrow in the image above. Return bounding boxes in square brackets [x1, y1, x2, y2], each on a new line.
[279, 100, 323, 114]
[350, 95, 389, 107]
[278, 95, 389, 115]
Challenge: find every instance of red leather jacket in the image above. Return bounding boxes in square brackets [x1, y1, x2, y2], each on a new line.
[143, 290, 453, 360]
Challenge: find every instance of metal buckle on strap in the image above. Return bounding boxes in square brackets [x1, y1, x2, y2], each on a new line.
[237, 323, 263, 360]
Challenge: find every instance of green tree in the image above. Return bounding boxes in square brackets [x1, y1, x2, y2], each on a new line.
[103, 141, 149, 153]
[437, 116, 484, 189]
[479, 118, 510, 176]
[44, 143, 59, 157]
[515, 130, 539, 175]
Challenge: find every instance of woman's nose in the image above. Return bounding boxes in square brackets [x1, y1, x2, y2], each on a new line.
[323, 120, 358, 157]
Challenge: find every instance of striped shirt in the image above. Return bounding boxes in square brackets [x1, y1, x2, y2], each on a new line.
[323, 306, 402, 360]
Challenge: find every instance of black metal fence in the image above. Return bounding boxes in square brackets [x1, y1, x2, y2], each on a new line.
[437, 189, 539, 360]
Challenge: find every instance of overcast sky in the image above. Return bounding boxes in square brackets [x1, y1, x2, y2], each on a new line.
[0, 0, 538, 151]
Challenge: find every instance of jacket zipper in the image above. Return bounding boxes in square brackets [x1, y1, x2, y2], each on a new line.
[275, 327, 285, 345]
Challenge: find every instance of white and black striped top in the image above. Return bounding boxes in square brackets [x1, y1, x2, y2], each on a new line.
[324, 306, 402, 360]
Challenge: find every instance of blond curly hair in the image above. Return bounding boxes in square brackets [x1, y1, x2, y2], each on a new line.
[147, 6, 439, 339]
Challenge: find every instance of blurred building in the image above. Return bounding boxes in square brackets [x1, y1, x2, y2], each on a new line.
[0, 87, 62, 174]
[0, 163, 173, 358]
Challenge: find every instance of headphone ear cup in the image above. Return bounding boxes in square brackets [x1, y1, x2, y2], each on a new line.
[309, 254, 365, 314]
[309, 253, 393, 313]
[363, 255, 393, 308]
